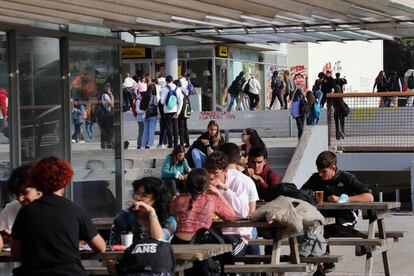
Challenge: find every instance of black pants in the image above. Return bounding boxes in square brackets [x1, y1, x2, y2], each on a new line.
[295, 115, 305, 139]
[178, 118, 189, 146]
[334, 110, 345, 139]
[158, 114, 168, 145]
[321, 91, 328, 108]
[269, 89, 284, 109]
[248, 93, 260, 110]
[283, 90, 290, 109]
[165, 113, 178, 148]
[72, 122, 82, 141]
[100, 126, 114, 149]
[122, 87, 134, 112]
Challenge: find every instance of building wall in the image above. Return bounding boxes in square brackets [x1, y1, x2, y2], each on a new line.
[288, 40, 383, 92]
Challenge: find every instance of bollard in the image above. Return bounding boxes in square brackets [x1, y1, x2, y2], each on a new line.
[395, 189, 400, 212]
[379, 192, 383, 203]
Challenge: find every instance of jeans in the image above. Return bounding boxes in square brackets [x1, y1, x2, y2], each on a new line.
[72, 122, 82, 141]
[141, 116, 157, 148]
[85, 121, 94, 139]
[295, 115, 305, 139]
[227, 94, 239, 111]
[178, 118, 189, 146]
[191, 148, 207, 168]
[248, 93, 259, 110]
[137, 121, 144, 148]
[165, 113, 179, 148]
[246, 227, 260, 255]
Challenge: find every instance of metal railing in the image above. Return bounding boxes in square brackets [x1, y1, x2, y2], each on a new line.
[327, 92, 414, 152]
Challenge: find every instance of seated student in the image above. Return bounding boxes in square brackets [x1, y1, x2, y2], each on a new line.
[0, 165, 43, 236]
[161, 145, 191, 195]
[110, 177, 176, 244]
[171, 168, 236, 243]
[301, 150, 373, 273]
[246, 147, 280, 200]
[186, 120, 224, 168]
[11, 157, 106, 276]
[240, 128, 267, 159]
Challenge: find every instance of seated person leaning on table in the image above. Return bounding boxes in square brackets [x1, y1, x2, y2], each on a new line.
[11, 157, 106, 276]
[171, 168, 236, 243]
[110, 177, 177, 244]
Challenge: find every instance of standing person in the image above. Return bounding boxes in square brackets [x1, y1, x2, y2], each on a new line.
[301, 151, 373, 274]
[237, 71, 248, 111]
[122, 73, 137, 112]
[268, 71, 285, 110]
[321, 70, 334, 108]
[373, 70, 389, 107]
[332, 85, 347, 140]
[160, 76, 183, 148]
[135, 90, 145, 149]
[84, 103, 95, 141]
[0, 88, 8, 138]
[291, 88, 308, 139]
[178, 76, 191, 147]
[71, 98, 86, 143]
[186, 120, 224, 168]
[156, 77, 168, 148]
[388, 71, 402, 107]
[109, 177, 176, 244]
[404, 68, 414, 106]
[171, 168, 236, 243]
[333, 73, 347, 93]
[11, 157, 106, 275]
[306, 90, 319, 126]
[246, 147, 280, 201]
[242, 74, 261, 110]
[227, 74, 242, 111]
[161, 145, 191, 196]
[97, 87, 114, 149]
[283, 70, 295, 109]
[134, 75, 147, 98]
[140, 83, 158, 149]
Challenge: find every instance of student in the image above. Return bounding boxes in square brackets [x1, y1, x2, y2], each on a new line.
[110, 177, 176, 244]
[71, 98, 85, 143]
[0, 165, 43, 235]
[301, 151, 373, 273]
[240, 128, 267, 159]
[186, 120, 224, 168]
[11, 157, 106, 276]
[246, 147, 280, 200]
[291, 88, 307, 139]
[171, 168, 236, 243]
[161, 145, 191, 196]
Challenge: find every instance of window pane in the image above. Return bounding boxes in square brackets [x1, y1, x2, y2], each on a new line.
[69, 41, 120, 218]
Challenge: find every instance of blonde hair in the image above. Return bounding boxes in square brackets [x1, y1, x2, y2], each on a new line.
[207, 120, 221, 146]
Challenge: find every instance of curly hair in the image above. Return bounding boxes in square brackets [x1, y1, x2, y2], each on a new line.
[29, 156, 73, 195]
[185, 168, 209, 211]
[7, 164, 33, 197]
[132, 177, 172, 225]
[204, 151, 228, 171]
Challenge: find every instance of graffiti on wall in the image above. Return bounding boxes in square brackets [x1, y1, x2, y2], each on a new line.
[290, 65, 308, 92]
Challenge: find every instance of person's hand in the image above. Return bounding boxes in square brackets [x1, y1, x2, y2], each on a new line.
[207, 184, 220, 196]
[201, 139, 209, 146]
[211, 178, 227, 191]
[178, 174, 185, 181]
[246, 168, 254, 177]
[129, 200, 155, 214]
[173, 113, 178, 119]
[2, 119, 7, 128]
[328, 195, 339, 202]
[186, 168, 192, 173]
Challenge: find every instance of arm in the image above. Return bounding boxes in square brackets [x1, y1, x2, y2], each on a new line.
[130, 201, 165, 240]
[248, 202, 256, 216]
[349, 192, 374, 202]
[160, 88, 166, 105]
[216, 177, 249, 219]
[161, 156, 177, 179]
[87, 234, 106, 253]
[213, 194, 236, 221]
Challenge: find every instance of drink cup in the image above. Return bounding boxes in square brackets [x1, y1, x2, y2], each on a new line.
[121, 232, 133, 247]
[315, 191, 324, 204]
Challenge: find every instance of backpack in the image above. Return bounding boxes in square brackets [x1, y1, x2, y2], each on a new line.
[228, 79, 239, 97]
[187, 81, 195, 95]
[313, 99, 321, 118]
[407, 72, 414, 89]
[116, 237, 175, 276]
[165, 86, 178, 109]
[94, 94, 114, 123]
[243, 79, 250, 94]
[146, 96, 158, 118]
[180, 95, 192, 119]
[271, 76, 284, 90]
[299, 97, 310, 116]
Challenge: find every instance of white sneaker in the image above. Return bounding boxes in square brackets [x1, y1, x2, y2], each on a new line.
[71, 139, 76, 144]
[79, 140, 85, 144]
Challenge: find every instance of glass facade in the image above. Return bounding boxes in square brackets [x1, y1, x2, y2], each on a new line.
[69, 41, 121, 218]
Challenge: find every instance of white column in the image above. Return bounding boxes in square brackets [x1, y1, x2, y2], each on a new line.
[165, 45, 178, 79]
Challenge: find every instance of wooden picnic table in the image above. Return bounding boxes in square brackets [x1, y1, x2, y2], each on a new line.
[317, 201, 401, 276]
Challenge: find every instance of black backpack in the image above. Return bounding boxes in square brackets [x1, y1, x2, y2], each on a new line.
[407, 72, 414, 89]
[271, 76, 284, 90]
[299, 97, 310, 116]
[263, 182, 317, 206]
[180, 95, 192, 119]
[116, 238, 176, 276]
[243, 79, 250, 94]
[228, 79, 239, 97]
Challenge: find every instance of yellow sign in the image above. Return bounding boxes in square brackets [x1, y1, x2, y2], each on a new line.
[122, 47, 147, 59]
[217, 46, 228, 57]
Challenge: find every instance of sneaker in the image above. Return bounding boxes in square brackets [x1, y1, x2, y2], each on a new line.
[145, 146, 150, 149]
[184, 144, 190, 148]
[71, 139, 76, 144]
[156, 144, 163, 149]
[322, 263, 335, 273]
[79, 140, 85, 144]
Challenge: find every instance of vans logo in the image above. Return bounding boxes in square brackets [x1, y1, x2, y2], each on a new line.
[131, 243, 158, 254]
[337, 182, 344, 187]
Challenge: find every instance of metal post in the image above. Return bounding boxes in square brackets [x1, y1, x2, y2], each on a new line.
[379, 192, 383, 203]
[395, 189, 400, 212]
[225, 130, 229, 143]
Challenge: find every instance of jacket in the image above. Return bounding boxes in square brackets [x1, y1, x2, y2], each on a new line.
[72, 104, 85, 124]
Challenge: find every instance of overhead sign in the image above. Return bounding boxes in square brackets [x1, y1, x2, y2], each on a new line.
[122, 47, 152, 59]
[216, 46, 228, 58]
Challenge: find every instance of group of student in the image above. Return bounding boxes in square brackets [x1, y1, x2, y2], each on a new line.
[0, 123, 374, 276]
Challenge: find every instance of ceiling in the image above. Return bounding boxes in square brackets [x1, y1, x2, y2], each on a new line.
[0, 0, 413, 44]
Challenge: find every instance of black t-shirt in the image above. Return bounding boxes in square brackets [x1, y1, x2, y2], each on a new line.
[301, 170, 370, 225]
[12, 194, 98, 276]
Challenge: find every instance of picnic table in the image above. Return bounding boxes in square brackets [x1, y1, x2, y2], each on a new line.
[317, 201, 401, 276]
[0, 244, 233, 276]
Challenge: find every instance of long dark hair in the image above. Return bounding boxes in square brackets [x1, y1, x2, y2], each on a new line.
[185, 168, 210, 211]
[132, 177, 171, 225]
[244, 128, 266, 152]
[170, 145, 186, 168]
[293, 87, 304, 101]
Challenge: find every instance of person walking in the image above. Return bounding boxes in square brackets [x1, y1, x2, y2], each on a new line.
[242, 74, 261, 110]
[122, 73, 137, 112]
[283, 70, 296, 109]
[291, 88, 307, 139]
[97, 87, 115, 149]
[140, 83, 158, 149]
[71, 98, 85, 143]
[268, 71, 285, 110]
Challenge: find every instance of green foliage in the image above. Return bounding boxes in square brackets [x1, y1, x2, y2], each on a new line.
[384, 39, 414, 79]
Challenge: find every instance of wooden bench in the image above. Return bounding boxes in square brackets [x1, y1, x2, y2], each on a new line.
[327, 238, 385, 246]
[225, 263, 311, 273]
[359, 231, 405, 242]
[85, 267, 109, 275]
[235, 254, 342, 264]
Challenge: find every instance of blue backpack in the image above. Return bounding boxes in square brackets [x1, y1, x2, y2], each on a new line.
[313, 99, 321, 118]
[187, 81, 195, 95]
[165, 86, 178, 109]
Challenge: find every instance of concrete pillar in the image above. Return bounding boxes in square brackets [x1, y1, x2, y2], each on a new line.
[165, 45, 178, 79]
[411, 162, 414, 213]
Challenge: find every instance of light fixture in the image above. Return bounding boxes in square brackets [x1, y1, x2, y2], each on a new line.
[205, 15, 252, 26]
[190, 73, 197, 78]
[171, 16, 225, 27]
[202, 70, 211, 77]
[186, 68, 193, 74]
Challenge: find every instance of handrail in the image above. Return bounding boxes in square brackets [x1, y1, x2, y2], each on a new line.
[327, 92, 414, 98]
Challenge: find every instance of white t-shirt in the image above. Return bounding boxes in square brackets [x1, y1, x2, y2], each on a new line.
[0, 200, 22, 232]
[229, 169, 259, 203]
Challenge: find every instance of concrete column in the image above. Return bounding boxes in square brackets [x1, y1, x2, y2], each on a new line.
[165, 45, 178, 79]
[411, 162, 414, 213]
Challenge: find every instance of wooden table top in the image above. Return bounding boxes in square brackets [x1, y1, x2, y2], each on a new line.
[316, 202, 400, 210]
[0, 244, 233, 262]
